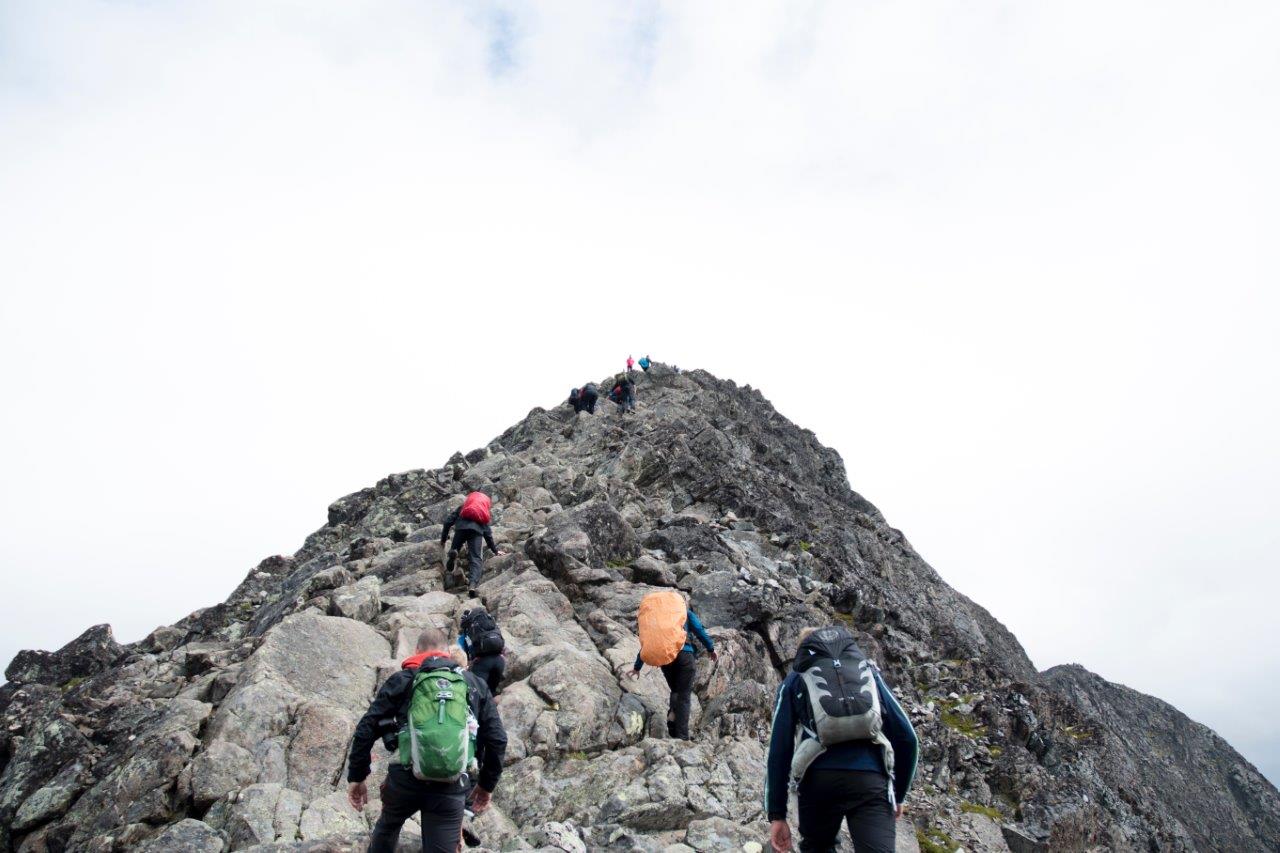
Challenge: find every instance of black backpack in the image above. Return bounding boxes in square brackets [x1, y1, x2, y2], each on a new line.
[461, 609, 504, 656]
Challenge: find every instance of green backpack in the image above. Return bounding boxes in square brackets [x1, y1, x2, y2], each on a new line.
[398, 666, 477, 782]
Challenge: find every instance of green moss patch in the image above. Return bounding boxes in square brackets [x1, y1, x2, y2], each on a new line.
[961, 801, 1003, 820]
[917, 828, 961, 853]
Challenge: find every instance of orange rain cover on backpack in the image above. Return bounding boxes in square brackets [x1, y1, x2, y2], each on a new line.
[637, 590, 687, 667]
[459, 492, 492, 525]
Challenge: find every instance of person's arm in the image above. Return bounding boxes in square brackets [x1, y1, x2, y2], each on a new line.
[458, 634, 469, 655]
[875, 669, 918, 806]
[686, 611, 715, 654]
[765, 677, 796, 822]
[483, 527, 500, 555]
[473, 681, 508, 793]
[347, 671, 410, 783]
[440, 509, 458, 545]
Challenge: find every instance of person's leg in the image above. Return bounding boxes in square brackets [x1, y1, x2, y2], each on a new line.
[483, 653, 504, 696]
[661, 651, 696, 739]
[465, 532, 485, 588]
[795, 770, 852, 853]
[417, 789, 466, 853]
[369, 768, 423, 853]
[469, 654, 505, 695]
[842, 772, 896, 853]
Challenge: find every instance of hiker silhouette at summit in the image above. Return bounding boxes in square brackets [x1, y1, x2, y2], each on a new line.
[765, 626, 919, 853]
[441, 491, 504, 596]
[347, 626, 508, 853]
[628, 590, 716, 740]
[639, 354, 651, 372]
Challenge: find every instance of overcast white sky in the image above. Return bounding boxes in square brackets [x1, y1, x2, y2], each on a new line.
[2, 1, 1277, 783]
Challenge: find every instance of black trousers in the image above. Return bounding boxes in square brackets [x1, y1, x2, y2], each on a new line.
[470, 654, 505, 695]
[370, 765, 466, 853]
[583, 393, 597, 414]
[661, 650, 696, 739]
[796, 769, 895, 853]
[449, 529, 485, 586]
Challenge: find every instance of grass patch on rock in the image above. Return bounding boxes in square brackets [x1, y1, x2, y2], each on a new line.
[961, 801, 1003, 820]
[917, 828, 961, 853]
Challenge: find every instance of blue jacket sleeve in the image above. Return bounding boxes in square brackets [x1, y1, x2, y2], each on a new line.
[458, 635, 469, 654]
[765, 675, 796, 821]
[875, 669, 918, 804]
[686, 611, 715, 652]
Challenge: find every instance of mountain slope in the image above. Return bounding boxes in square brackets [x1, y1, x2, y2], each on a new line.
[2, 364, 1276, 852]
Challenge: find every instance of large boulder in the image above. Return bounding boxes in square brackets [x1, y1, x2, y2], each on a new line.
[203, 614, 389, 796]
[4, 624, 123, 686]
[63, 700, 212, 847]
[525, 501, 639, 588]
[137, 818, 227, 853]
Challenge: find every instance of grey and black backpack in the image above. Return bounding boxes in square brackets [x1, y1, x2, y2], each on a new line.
[788, 626, 895, 791]
[461, 609, 505, 657]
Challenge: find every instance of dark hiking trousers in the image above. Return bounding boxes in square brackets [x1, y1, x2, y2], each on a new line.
[661, 650, 697, 739]
[796, 769, 895, 853]
[450, 529, 485, 586]
[470, 653, 506, 695]
[370, 765, 466, 853]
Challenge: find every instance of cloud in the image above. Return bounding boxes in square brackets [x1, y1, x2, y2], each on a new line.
[1, 0, 1277, 782]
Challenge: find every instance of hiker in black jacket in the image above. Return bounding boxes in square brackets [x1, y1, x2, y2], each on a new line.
[615, 375, 636, 414]
[458, 607, 507, 695]
[578, 382, 598, 414]
[441, 492, 504, 595]
[347, 627, 508, 853]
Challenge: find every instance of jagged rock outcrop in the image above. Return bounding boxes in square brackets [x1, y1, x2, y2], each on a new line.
[2, 364, 1277, 852]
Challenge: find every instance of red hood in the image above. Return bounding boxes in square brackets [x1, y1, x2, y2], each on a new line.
[402, 650, 452, 670]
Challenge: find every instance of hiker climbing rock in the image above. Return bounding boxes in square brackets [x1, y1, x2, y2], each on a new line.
[639, 354, 651, 372]
[765, 626, 918, 853]
[441, 491, 504, 596]
[459, 607, 506, 695]
[570, 382, 598, 414]
[347, 627, 508, 853]
[613, 374, 636, 415]
[628, 590, 716, 740]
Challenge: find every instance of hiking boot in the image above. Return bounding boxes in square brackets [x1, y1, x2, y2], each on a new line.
[468, 585, 479, 599]
[462, 826, 482, 848]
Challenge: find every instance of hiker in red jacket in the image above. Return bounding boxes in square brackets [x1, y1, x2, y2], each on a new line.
[441, 492, 503, 596]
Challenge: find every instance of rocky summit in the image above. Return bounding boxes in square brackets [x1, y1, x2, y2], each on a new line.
[2, 365, 1277, 853]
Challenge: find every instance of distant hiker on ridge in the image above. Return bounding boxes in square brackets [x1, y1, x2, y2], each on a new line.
[639, 354, 651, 372]
[570, 382, 598, 414]
[765, 625, 918, 853]
[628, 590, 716, 740]
[613, 374, 636, 415]
[626, 354, 635, 373]
[441, 491, 504, 597]
[347, 626, 508, 853]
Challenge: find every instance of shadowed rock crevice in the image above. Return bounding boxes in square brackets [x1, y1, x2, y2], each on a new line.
[2, 364, 1277, 852]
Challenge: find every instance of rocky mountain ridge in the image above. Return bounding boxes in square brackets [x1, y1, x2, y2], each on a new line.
[3, 364, 1277, 852]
